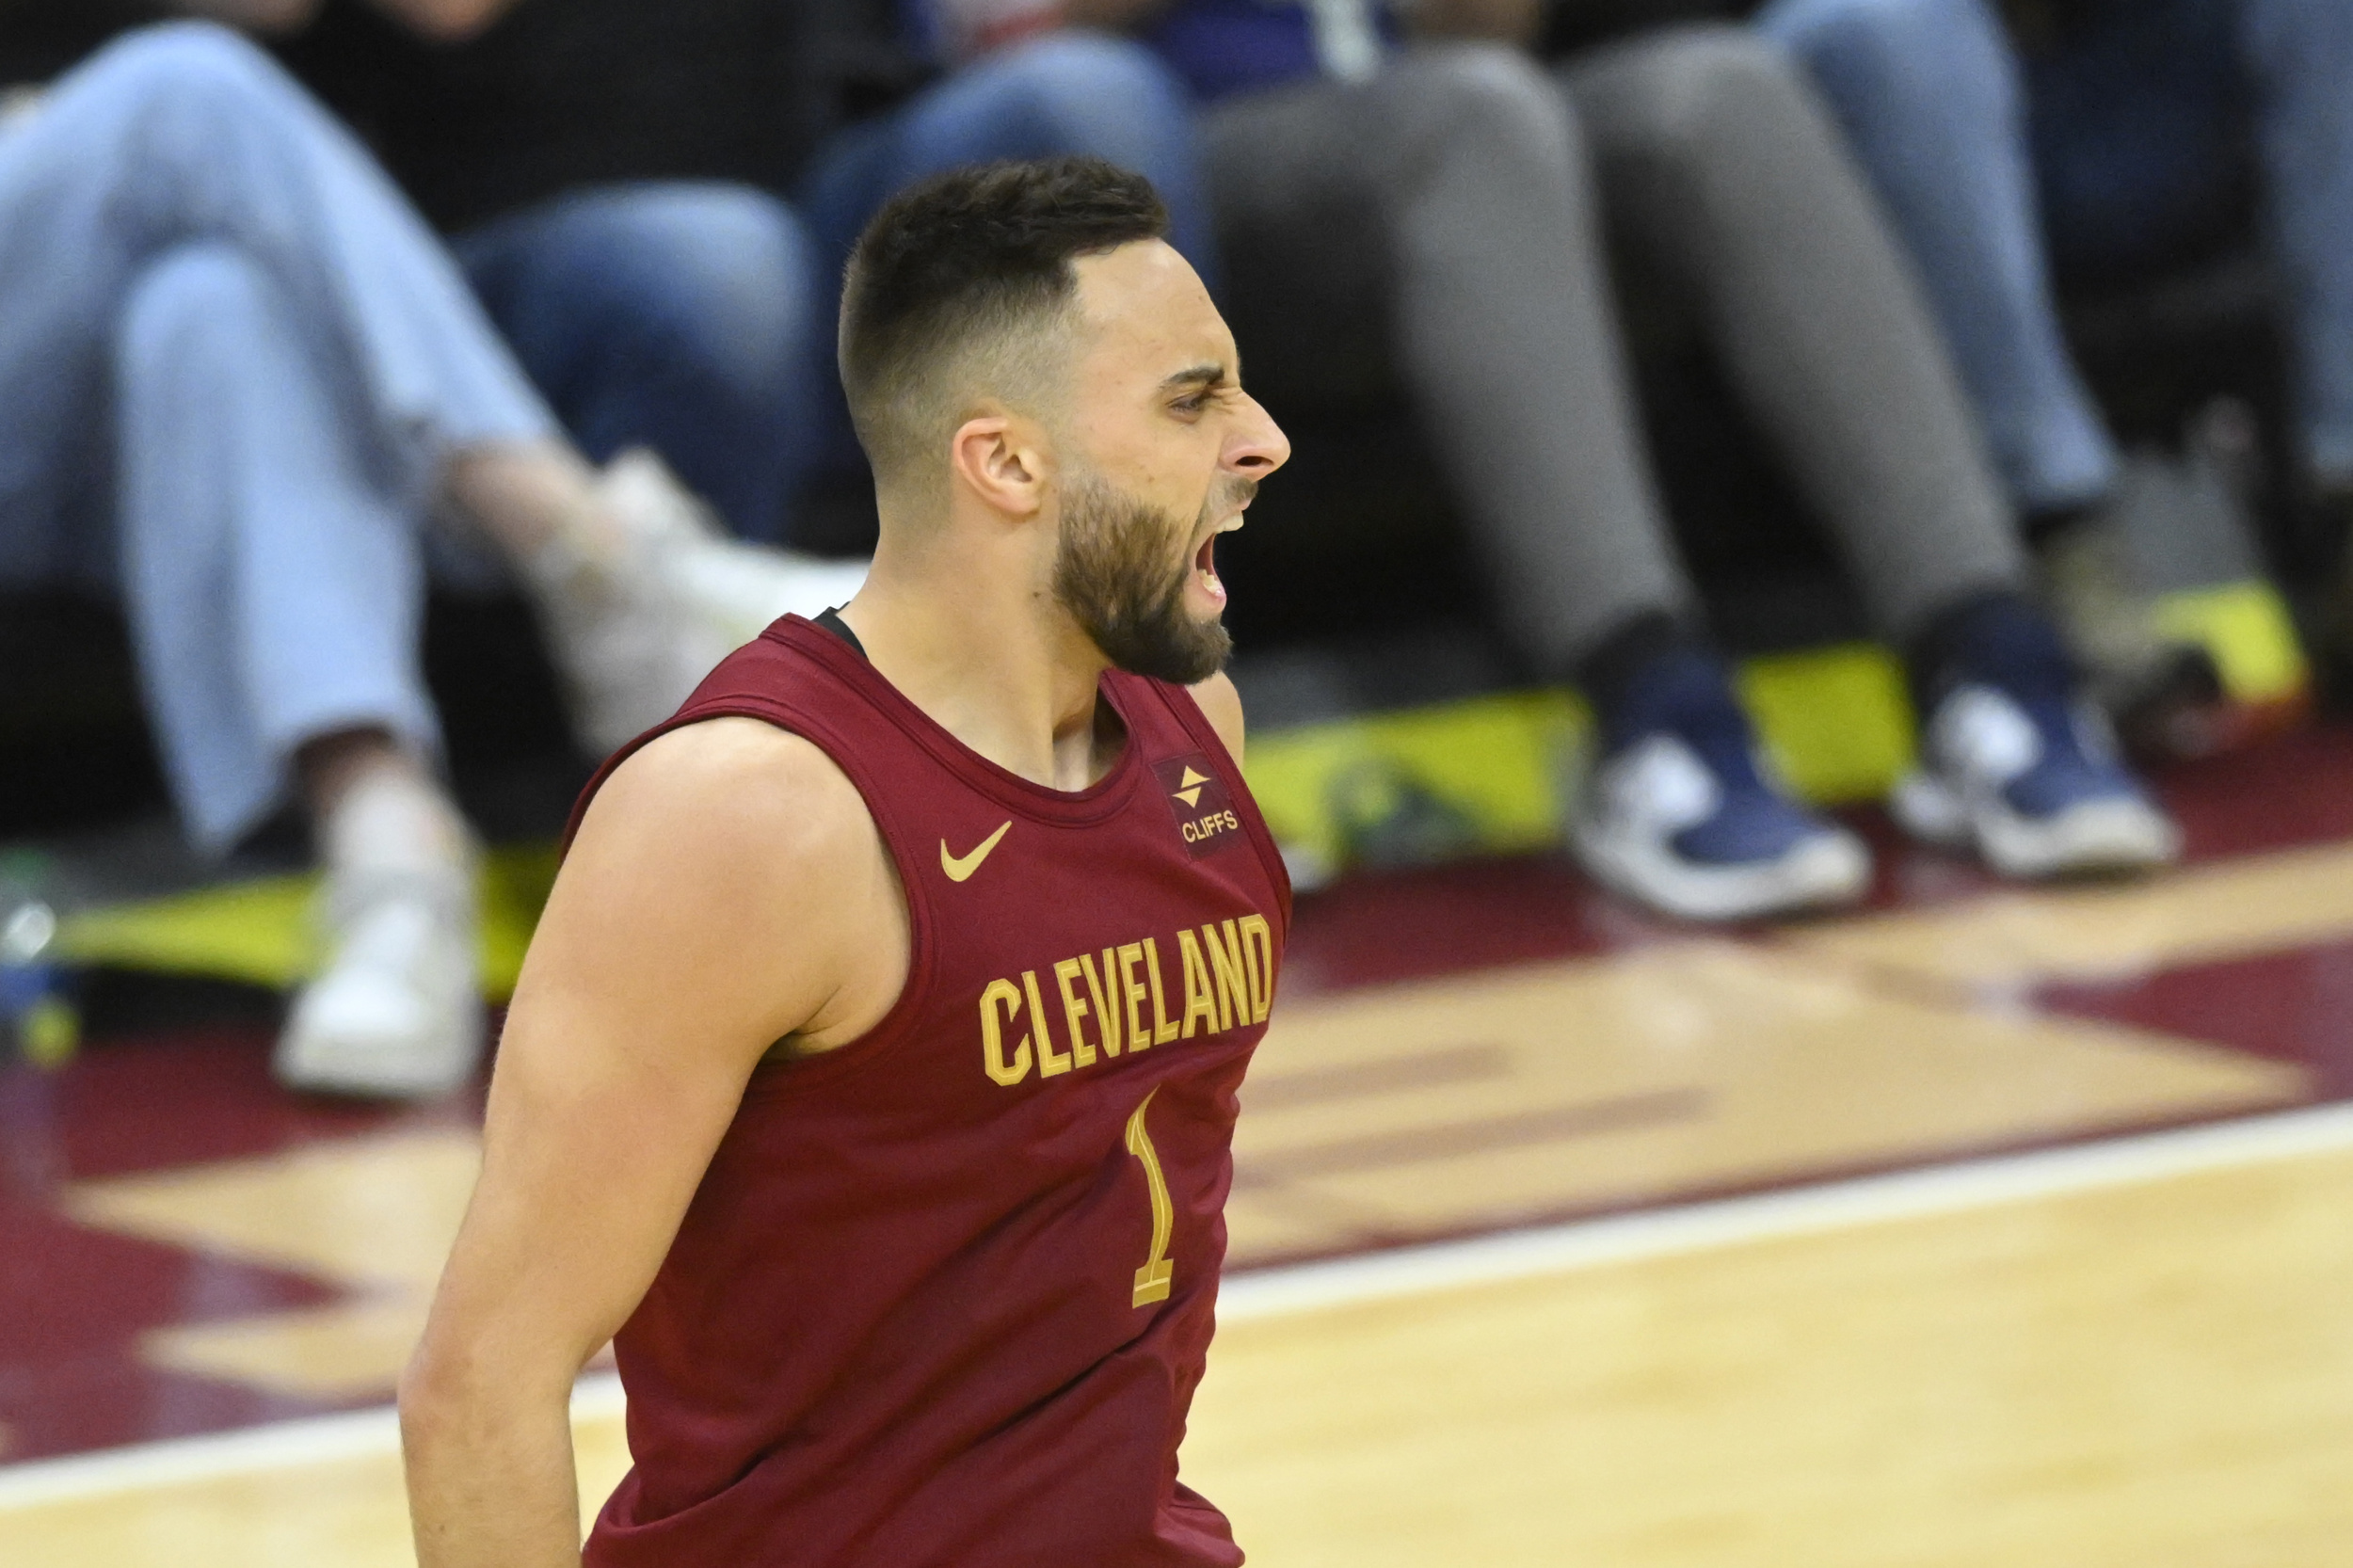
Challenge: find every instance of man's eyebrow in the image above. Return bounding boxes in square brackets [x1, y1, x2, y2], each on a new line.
[1159, 362, 1229, 392]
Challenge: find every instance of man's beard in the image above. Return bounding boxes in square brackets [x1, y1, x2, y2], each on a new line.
[1052, 473, 1245, 685]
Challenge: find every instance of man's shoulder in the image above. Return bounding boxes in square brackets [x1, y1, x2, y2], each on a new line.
[579, 716, 879, 886]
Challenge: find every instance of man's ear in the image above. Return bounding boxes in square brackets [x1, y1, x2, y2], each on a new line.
[949, 412, 1050, 521]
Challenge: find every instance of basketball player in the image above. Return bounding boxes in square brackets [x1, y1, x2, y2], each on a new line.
[400, 157, 1292, 1567]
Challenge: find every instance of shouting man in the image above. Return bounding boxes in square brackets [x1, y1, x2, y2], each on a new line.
[400, 157, 1294, 1566]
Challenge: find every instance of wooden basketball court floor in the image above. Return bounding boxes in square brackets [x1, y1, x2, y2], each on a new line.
[6, 728, 2353, 1564]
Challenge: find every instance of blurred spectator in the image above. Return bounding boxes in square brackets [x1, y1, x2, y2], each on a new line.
[1759, 0, 2353, 696]
[4, 0, 854, 547]
[205, 0, 826, 547]
[1046, 0, 2176, 917]
[243, 0, 1210, 549]
[788, 23, 1213, 512]
[0, 24, 856, 1096]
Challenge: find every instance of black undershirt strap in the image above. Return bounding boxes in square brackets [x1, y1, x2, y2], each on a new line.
[813, 606, 867, 660]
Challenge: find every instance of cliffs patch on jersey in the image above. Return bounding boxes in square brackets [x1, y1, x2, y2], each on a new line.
[1155, 753, 1242, 858]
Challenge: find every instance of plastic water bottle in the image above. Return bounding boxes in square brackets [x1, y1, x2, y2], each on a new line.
[0, 851, 78, 1070]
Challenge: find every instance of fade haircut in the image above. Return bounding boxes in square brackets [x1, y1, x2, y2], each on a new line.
[839, 157, 1169, 492]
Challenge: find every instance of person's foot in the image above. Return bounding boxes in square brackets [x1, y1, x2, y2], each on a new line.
[276, 765, 484, 1099]
[1894, 592, 2180, 878]
[1571, 646, 1869, 922]
[2033, 508, 2226, 760]
[526, 451, 870, 755]
[600, 449, 872, 648]
[275, 871, 483, 1098]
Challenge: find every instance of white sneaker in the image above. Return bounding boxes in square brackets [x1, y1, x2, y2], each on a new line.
[524, 529, 728, 758]
[530, 452, 871, 754]
[599, 449, 871, 648]
[275, 874, 482, 1099]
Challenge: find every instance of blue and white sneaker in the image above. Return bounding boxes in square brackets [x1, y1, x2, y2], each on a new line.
[1892, 683, 2180, 877]
[1572, 650, 1869, 922]
[1894, 595, 2181, 878]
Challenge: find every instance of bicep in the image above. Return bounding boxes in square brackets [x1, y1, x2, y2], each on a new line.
[420, 726, 865, 1379]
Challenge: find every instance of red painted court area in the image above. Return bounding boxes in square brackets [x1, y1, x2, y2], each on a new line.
[7, 723, 2353, 1465]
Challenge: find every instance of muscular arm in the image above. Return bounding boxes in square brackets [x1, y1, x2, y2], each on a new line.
[401, 720, 905, 1568]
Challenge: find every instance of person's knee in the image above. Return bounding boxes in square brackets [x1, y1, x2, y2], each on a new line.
[524, 184, 815, 400]
[572, 184, 810, 317]
[981, 31, 1193, 137]
[84, 20, 296, 126]
[1401, 41, 1578, 160]
[1586, 26, 1819, 160]
[1758, 0, 2006, 106]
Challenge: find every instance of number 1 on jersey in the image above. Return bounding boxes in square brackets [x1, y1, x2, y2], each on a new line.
[1126, 1088, 1175, 1307]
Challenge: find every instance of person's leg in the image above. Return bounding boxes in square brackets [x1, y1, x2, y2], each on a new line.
[1207, 43, 1690, 677]
[800, 31, 1213, 283]
[1563, 25, 2024, 643]
[0, 26, 507, 611]
[2235, 0, 2353, 488]
[2, 24, 844, 766]
[1996, 1, 2281, 742]
[0, 24, 554, 494]
[1756, 0, 2118, 518]
[788, 30, 1216, 488]
[1206, 49, 1867, 920]
[116, 244, 441, 855]
[115, 241, 483, 1095]
[456, 183, 824, 545]
[1569, 25, 2172, 878]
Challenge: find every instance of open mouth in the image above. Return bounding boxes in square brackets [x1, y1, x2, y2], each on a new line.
[1192, 519, 1240, 608]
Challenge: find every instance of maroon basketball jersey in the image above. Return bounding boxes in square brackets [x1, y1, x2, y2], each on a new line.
[568, 616, 1290, 1568]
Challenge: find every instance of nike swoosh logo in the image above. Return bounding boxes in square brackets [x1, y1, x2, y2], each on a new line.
[940, 821, 1013, 883]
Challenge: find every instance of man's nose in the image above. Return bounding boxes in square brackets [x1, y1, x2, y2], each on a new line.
[1226, 393, 1291, 479]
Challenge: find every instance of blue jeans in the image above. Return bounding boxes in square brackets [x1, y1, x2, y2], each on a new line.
[456, 182, 821, 545]
[1759, 0, 2353, 504]
[793, 31, 1213, 477]
[0, 24, 552, 850]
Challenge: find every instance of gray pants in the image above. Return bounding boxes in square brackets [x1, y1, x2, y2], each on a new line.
[0, 24, 552, 850]
[1203, 27, 2024, 676]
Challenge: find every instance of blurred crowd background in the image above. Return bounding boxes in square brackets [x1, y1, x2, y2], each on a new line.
[2, 0, 2347, 1098]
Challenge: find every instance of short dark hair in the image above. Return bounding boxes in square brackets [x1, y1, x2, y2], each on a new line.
[839, 157, 1169, 486]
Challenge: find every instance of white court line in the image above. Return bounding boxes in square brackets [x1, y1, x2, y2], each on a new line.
[6, 1098, 2352, 1512]
[1218, 1097, 2353, 1320]
[0, 1373, 624, 1513]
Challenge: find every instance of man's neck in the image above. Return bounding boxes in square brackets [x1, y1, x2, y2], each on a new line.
[837, 543, 1121, 793]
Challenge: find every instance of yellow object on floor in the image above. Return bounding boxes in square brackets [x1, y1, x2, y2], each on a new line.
[2153, 579, 2309, 704]
[1245, 643, 1918, 876]
[41, 584, 2305, 996]
[56, 845, 557, 1000]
